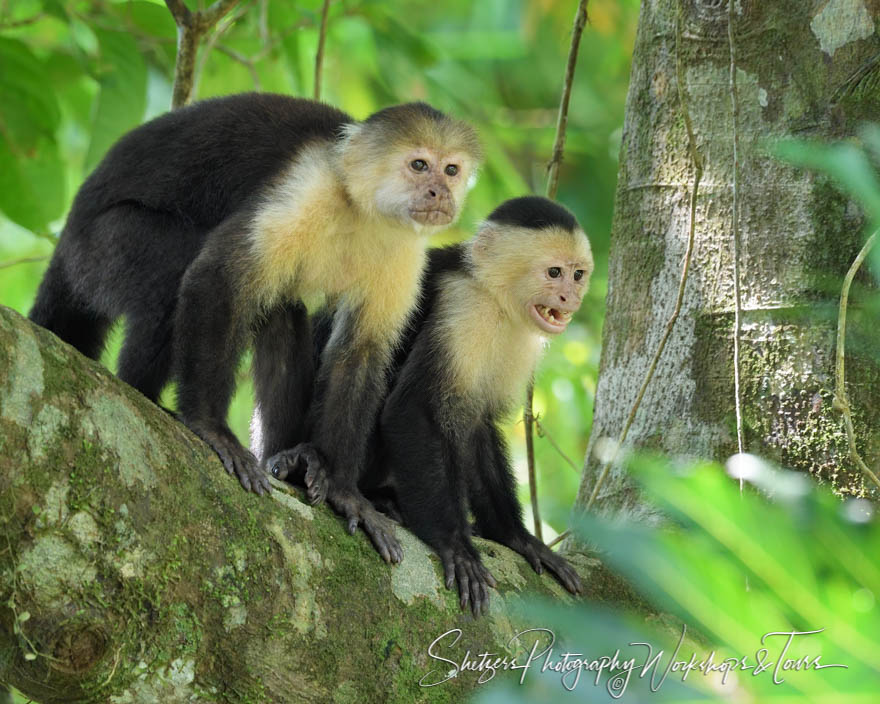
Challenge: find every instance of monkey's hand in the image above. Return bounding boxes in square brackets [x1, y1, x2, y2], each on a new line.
[327, 486, 403, 564]
[266, 443, 329, 504]
[513, 535, 582, 595]
[439, 542, 497, 618]
[190, 423, 271, 496]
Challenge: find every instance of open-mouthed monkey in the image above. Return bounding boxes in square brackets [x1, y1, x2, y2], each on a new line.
[269, 196, 591, 613]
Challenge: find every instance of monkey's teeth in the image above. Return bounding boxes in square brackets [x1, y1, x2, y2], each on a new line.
[535, 304, 571, 325]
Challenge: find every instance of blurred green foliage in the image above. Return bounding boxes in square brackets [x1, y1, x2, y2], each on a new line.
[0, 0, 640, 541]
[473, 454, 880, 703]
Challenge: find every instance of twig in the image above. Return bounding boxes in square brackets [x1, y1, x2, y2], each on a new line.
[547, 529, 567, 549]
[215, 44, 261, 89]
[523, 395, 542, 541]
[535, 417, 580, 473]
[258, 0, 269, 47]
[728, 0, 745, 479]
[583, 7, 703, 512]
[545, 0, 590, 201]
[192, 2, 251, 95]
[201, 0, 240, 27]
[0, 256, 49, 270]
[833, 229, 880, 492]
[524, 0, 590, 543]
[314, 0, 332, 100]
[164, 0, 242, 108]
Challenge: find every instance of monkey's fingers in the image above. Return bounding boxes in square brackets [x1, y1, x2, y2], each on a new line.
[330, 489, 403, 564]
[521, 543, 545, 576]
[456, 562, 471, 612]
[199, 428, 270, 496]
[539, 551, 582, 595]
[361, 513, 403, 564]
[441, 553, 457, 590]
[441, 548, 490, 617]
[480, 564, 498, 589]
[236, 454, 271, 496]
[461, 557, 489, 617]
[304, 463, 329, 505]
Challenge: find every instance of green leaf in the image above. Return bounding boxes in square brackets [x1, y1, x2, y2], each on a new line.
[84, 30, 147, 172]
[0, 133, 64, 234]
[0, 38, 61, 149]
[113, 0, 177, 38]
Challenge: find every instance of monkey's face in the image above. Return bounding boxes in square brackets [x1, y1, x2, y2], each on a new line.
[361, 146, 476, 231]
[525, 255, 591, 334]
[472, 224, 593, 336]
[338, 119, 480, 232]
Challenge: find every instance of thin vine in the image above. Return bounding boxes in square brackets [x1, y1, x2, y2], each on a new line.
[314, 0, 332, 100]
[833, 228, 880, 492]
[728, 0, 746, 472]
[524, 0, 590, 543]
[549, 8, 704, 550]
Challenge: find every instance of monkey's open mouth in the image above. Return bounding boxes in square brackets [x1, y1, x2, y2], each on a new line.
[409, 208, 454, 226]
[530, 304, 572, 334]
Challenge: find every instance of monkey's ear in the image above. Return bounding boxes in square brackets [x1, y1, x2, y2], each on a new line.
[471, 221, 500, 261]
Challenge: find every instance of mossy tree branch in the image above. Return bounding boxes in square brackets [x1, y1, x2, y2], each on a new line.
[0, 306, 636, 703]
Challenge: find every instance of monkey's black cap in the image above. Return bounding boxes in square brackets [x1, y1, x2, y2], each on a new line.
[486, 196, 579, 232]
[364, 101, 446, 126]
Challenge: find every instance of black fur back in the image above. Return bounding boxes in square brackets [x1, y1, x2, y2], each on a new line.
[70, 93, 352, 231]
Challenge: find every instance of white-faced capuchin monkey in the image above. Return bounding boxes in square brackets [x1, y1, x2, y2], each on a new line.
[29, 93, 481, 557]
[270, 196, 592, 613]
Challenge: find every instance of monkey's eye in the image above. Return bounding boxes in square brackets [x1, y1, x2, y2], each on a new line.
[410, 159, 428, 172]
[445, 164, 459, 176]
[548, 267, 561, 279]
[574, 269, 585, 281]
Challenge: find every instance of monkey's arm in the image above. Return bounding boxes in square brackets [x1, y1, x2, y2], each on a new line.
[251, 302, 314, 461]
[292, 305, 403, 561]
[174, 223, 271, 495]
[469, 422, 582, 595]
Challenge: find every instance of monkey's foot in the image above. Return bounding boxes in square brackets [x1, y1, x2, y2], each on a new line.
[266, 443, 330, 504]
[440, 543, 497, 618]
[514, 536, 582, 595]
[328, 487, 403, 564]
[190, 423, 271, 496]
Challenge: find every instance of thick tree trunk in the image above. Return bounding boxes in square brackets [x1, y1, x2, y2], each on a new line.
[0, 306, 635, 703]
[577, 0, 880, 522]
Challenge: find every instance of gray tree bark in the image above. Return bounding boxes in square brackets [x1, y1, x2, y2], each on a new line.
[577, 0, 880, 523]
[0, 306, 636, 703]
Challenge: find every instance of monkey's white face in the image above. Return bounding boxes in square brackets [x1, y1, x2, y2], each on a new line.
[525, 259, 590, 334]
[471, 224, 593, 336]
[373, 148, 475, 230]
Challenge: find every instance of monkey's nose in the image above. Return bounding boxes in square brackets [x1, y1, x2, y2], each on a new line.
[428, 189, 437, 198]
[559, 295, 567, 302]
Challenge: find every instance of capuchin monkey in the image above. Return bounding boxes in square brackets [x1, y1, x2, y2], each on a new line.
[270, 196, 592, 613]
[29, 93, 481, 556]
